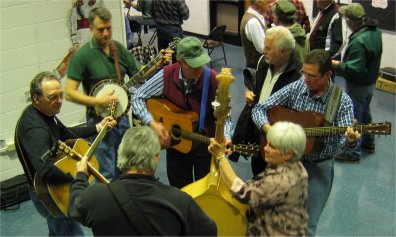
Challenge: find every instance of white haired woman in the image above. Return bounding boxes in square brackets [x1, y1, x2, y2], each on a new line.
[209, 121, 308, 236]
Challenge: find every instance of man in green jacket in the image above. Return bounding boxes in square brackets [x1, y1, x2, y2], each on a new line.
[271, 0, 309, 62]
[332, 3, 382, 163]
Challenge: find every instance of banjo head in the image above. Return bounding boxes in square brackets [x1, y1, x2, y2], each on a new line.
[90, 79, 131, 120]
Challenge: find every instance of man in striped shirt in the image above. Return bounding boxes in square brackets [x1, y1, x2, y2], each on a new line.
[132, 36, 233, 189]
[252, 49, 360, 236]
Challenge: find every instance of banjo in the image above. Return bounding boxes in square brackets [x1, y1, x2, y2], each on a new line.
[89, 38, 181, 120]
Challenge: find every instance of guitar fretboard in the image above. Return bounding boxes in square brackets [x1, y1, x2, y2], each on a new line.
[84, 121, 109, 160]
[172, 127, 210, 144]
[305, 125, 362, 137]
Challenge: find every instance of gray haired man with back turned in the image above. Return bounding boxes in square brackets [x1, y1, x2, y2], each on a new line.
[68, 126, 217, 236]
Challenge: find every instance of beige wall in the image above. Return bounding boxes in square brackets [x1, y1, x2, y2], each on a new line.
[0, 0, 125, 181]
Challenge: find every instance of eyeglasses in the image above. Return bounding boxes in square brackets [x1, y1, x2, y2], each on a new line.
[44, 92, 64, 102]
[300, 70, 317, 81]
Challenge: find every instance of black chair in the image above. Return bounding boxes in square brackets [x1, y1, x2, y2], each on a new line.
[202, 25, 228, 67]
[129, 19, 143, 47]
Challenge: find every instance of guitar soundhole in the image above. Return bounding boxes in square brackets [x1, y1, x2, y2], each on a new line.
[170, 125, 181, 139]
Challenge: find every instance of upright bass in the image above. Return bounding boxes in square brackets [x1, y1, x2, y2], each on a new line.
[181, 68, 248, 236]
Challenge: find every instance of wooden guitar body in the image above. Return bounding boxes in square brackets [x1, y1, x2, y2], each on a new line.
[266, 106, 325, 155]
[262, 106, 392, 157]
[146, 98, 199, 153]
[34, 139, 99, 217]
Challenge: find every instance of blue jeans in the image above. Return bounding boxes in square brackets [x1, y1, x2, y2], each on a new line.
[29, 186, 84, 236]
[346, 83, 375, 158]
[303, 159, 334, 236]
[87, 116, 130, 181]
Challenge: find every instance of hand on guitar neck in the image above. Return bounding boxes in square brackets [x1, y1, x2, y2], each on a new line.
[345, 119, 361, 145]
[96, 116, 117, 133]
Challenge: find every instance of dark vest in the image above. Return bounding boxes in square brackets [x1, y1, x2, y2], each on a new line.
[240, 12, 266, 68]
[309, 2, 339, 51]
[162, 63, 218, 137]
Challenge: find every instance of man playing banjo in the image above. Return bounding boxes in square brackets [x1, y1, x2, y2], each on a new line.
[65, 6, 172, 181]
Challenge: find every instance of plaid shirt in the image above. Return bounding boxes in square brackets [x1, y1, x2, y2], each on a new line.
[252, 79, 355, 162]
[150, 0, 189, 25]
[265, 0, 310, 32]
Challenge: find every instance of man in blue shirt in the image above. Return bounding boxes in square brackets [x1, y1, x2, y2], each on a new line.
[252, 49, 361, 236]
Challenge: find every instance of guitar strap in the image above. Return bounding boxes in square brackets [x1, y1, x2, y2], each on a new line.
[199, 67, 210, 132]
[109, 41, 123, 84]
[324, 84, 343, 126]
[107, 181, 158, 235]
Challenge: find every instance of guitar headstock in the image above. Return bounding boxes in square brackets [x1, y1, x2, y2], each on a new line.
[362, 121, 392, 135]
[213, 68, 234, 122]
[57, 141, 75, 157]
[168, 37, 181, 50]
[233, 143, 260, 157]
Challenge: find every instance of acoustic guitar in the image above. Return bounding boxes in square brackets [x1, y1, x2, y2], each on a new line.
[182, 68, 248, 236]
[263, 106, 392, 156]
[146, 98, 260, 157]
[34, 103, 117, 217]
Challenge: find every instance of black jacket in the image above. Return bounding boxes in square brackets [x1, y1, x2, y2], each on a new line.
[231, 52, 302, 161]
[68, 172, 217, 236]
[16, 104, 97, 185]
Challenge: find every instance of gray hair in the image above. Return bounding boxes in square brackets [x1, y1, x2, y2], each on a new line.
[30, 71, 59, 100]
[117, 126, 161, 173]
[266, 26, 295, 53]
[89, 7, 112, 25]
[266, 121, 306, 161]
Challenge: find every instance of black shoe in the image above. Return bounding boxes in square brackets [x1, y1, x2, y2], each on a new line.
[362, 143, 375, 153]
[334, 153, 360, 164]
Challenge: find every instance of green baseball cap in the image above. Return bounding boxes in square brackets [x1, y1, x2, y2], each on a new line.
[274, 0, 296, 23]
[339, 3, 365, 22]
[177, 36, 211, 68]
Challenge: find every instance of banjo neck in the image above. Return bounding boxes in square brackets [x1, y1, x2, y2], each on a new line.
[122, 53, 163, 89]
[122, 38, 181, 89]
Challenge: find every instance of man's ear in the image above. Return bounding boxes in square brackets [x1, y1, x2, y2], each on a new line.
[32, 94, 40, 105]
[326, 70, 333, 79]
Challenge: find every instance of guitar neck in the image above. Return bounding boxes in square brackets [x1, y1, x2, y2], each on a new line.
[84, 121, 109, 160]
[305, 125, 362, 137]
[172, 128, 211, 145]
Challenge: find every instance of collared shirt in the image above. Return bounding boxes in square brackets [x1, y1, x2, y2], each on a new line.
[245, 7, 266, 53]
[68, 38, 141, 94]
[252, 79, 355, 162]
[132, 69, 233, 139]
